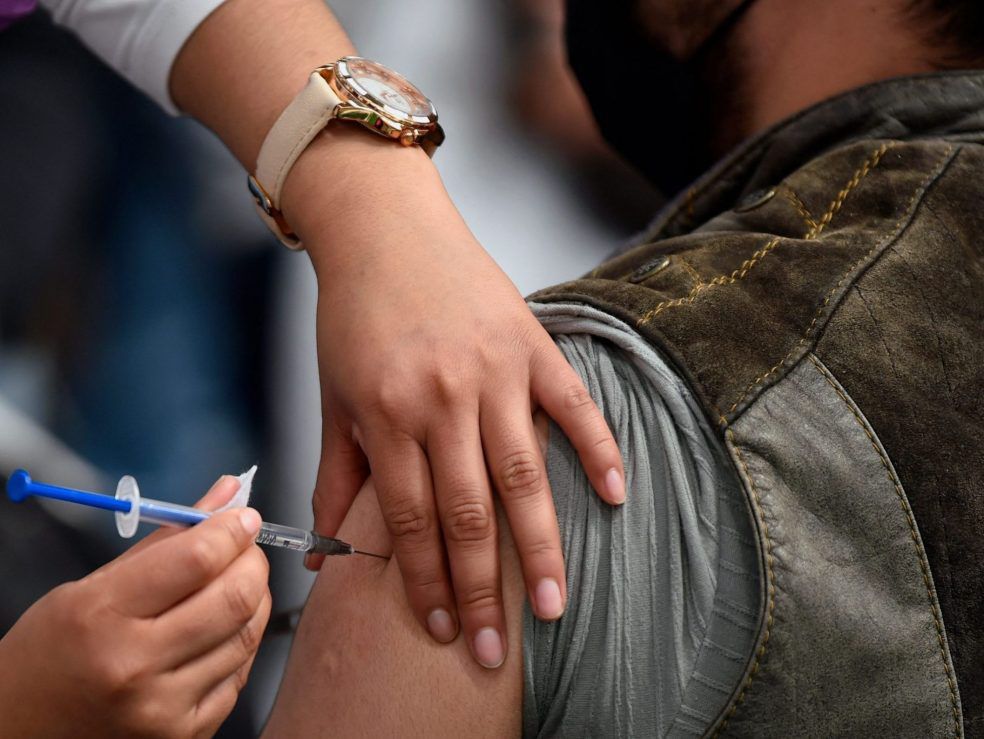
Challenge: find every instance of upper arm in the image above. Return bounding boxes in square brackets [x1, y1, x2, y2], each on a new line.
[263, 320, 758, 738]
[263, 481, 525, 738]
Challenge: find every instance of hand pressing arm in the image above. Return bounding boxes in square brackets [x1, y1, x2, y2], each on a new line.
[170, 0, 624, 669]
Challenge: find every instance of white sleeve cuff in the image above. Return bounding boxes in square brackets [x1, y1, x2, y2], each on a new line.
[41, 0, 228, 115]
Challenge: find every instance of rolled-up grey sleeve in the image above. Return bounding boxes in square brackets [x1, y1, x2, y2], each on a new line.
[524, 302, 761, 738]
[40, 0, 227, 114]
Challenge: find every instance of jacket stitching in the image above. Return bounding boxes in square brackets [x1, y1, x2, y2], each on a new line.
[638, 143, 891, 325]
[807, 143, 889, 238]
[807, 353, 962, 737]
[723, 143, 954, 418]
[678, 257, 704, 286]
[713, 430, 777, 737]
[782, 187, 818, 234]
[651, 71, 984, 238]
[637, 237, 783, 322]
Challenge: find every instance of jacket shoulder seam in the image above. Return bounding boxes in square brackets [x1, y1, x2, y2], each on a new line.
[723, 142, 958, 422]
[637, 142, 890, 325]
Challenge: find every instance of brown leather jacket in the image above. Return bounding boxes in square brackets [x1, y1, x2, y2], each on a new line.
[533, 72, 984, 737]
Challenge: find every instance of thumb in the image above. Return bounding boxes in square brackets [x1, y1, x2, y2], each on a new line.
[111, 475, 243, 564]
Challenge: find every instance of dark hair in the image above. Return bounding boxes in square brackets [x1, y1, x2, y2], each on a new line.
[910, 0, 984, 67]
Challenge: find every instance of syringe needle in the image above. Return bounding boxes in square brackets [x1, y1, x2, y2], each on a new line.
[353, 549, 390, 560]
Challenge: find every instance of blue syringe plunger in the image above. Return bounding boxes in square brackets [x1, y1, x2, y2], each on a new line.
[7, 470, 30, 502]
[7, 469, 129, 512]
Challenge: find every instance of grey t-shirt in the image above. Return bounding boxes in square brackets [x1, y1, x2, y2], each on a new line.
[523, 303, 760, 737]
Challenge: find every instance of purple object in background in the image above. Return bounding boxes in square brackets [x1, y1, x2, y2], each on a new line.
[0, 0, 37, 31]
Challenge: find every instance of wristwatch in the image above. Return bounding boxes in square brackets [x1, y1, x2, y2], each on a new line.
[248, 56, 445, 249]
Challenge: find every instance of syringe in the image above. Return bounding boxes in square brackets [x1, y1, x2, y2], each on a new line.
[6, 469, 386, 559]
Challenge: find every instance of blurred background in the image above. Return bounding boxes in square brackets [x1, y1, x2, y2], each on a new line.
[0, 0, 660, 732]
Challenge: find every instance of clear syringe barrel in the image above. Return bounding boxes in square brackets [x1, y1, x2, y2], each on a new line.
[254, 521, 314, 552]
[258, 523, 355, 556]
[139, 498, 210, 527]
[137, 498, 353, 556]
[139, 499, 315, 553]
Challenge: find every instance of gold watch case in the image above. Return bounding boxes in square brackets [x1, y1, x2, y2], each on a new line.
[319, 56, 445, 154]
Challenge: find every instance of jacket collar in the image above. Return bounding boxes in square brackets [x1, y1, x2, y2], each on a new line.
[647, 70, 984, 240]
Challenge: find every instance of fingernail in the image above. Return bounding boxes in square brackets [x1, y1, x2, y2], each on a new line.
[427, 609, 457, 643]
[473, 627, 505, 669]
[240, 508, 262, 536]
[535, 578, 564, 620]
[605, 468, 626, 504]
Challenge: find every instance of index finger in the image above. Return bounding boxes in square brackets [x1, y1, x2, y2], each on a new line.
[533, 349, 625, 505]
[109, 508, 263, 617]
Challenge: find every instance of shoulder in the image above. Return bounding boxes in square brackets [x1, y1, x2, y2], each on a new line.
[532, 137, 973, 426]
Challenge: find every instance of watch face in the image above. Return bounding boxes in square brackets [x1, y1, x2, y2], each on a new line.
[336, 57, 436, 123]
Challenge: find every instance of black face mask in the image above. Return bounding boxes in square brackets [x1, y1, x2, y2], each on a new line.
[565, 0, 751, 198]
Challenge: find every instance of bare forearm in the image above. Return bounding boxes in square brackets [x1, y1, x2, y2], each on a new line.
[169, 0, 446, 272]
[171, 0, 354, 166]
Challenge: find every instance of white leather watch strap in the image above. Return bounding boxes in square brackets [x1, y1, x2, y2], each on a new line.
[249, 70, 342, 249]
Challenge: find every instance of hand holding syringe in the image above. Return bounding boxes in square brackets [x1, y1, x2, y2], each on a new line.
[6, 469, 387, 560]
[0, 475, 272, 737]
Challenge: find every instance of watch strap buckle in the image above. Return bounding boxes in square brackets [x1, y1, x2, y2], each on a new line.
[247, 174, 301, 249]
